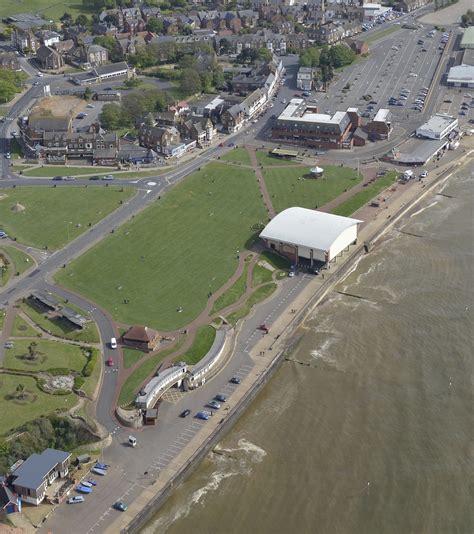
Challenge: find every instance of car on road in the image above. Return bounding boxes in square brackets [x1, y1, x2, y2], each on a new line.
[215, 394, 227, 403]
[208, 400, 221, 410]
[444, 99, 452, 103]
[104, 87, 113, 91]
[110, 337, 117, 349]
[86, 104, 95, 108]
[113, 501, 128, 512]
[282, 99, 287, 104]
[67, 496, 84, 504]
[4, 153, 10, 159]
[228, 142, 235, 147]
[196, 411, 210, 420]
[230, 376, 241, 384]
[90, 175, 100, 180]
[258, 324, 269, 333]
[52, 176, 64, 181]
[0, 231, 8, 239]
[63, 176, 75, 181]
[459, 110, 466, 116]
[33, 81, 39, 86]
[102, 175, 114, 180]
[106, 357, 114, 366]
[302, 91, 311, 97]
[419, 170, 428, 178]
[180, 409, 191, 418]
[36, 72, 43, 77]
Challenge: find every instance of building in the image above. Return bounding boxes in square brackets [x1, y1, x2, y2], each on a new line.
[36, 45, 64, 70]
[348, 39, 369, 55]
[0, 484, 21, 517]
[188, 328, 227, 388]
[138, 125, 180, 154]
[135, 364, 187, 410]
[416, 114, 458, 140]
[447, 64, 474, 88]
[365, 108, 392, 140]
[271, 98, 354, 149]
[460, 27, 474, 50]
[71, 62, 132, 85]
[260, 207, 362, 266]
[221, 103, 245, 133]
[396, 0, 432, 12]
[296, 67, 314, 91]
[122, 326, 161, 352]
[10, 449, 71, 506]
[0, 53, 21, 71]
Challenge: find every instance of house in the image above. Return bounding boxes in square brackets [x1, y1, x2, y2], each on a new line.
[138, 125, 180, 153]
[38, 30, 61, 47]
[10, 448, 71, 506]
[348, 39, 369, 55]
[0, 484, 21, 517]
[221, 103, 245, 133]
[122, 325, 161, 352]
[179, 116, 216, 145]
[297, 67, 314, 91]
[364, 109, 392, 140]
[0, 53, 21, 71]
[12, 29, 40, 54]
[36, 45, 64, 70]
[396, 0, 432, 12]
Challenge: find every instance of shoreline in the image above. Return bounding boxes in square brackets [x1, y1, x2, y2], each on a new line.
[103, 146, 473, 533]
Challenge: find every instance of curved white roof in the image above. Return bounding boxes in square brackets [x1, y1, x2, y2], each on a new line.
[260, 207, 362, 252]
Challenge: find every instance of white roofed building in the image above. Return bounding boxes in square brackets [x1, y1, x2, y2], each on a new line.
[260, 207, 362, 266]
[447, 64, 474, 88]
[416, 114, 458, 140]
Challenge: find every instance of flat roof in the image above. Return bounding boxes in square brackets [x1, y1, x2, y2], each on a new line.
[460, 27, 474, 48]
[416, 114, 457, 135]
[271, 148, 299, 156]
[260, 207, 362, 252]
[373, 109, 391, 122]
[277, 99, 348, 126]
[397, 138, 448, 164]
[447, 64, 474, 82]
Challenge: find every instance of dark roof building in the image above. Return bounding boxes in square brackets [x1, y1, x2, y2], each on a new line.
[122, 325, 161, 352]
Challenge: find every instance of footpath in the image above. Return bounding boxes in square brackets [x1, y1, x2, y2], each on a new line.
[103, 140, 474, 533]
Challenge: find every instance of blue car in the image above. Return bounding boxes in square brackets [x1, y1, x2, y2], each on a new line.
[196, 411, 210, 420]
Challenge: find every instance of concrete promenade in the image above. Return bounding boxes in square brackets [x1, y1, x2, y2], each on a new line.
[103, 141, 474, 533]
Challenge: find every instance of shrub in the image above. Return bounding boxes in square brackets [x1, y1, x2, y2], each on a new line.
[74, 376, 85, 390]
[82, 348, 98, 377]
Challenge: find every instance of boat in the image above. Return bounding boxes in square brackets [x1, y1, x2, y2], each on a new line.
[91, 467, 107, 476]
[76, 485, 93, 494]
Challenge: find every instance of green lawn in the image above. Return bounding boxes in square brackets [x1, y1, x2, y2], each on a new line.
[118, 337, 186, 406]
[0, 246, 35, 275]
[260, 251, 291, 271]
[211, 264, 248, 315]
[0, 253, 11, 287]
[252, 264, 273, 286]
[0, 186, 134, 250]
[107, 168, 170, 179]
[332, 172, 398, 217]
[20, 300, 100, 344]
[22, 166, 116, 177]
[255, 151, 299, 167]
[11, 315, 40, 338]
[123, 347, 146, 369]
[0, 310, 5, 332]
[181, 325, 216, 366]
[57, 162, 267, 331]
[263, 165, 361, 214]
[227, 283, 277, 325]
[9, 139, 22, 159]
[0, 374, 76, 436]
[0, 2, 93, 22]
[3, 339, 87, 373]
[220, 147, 252, 166]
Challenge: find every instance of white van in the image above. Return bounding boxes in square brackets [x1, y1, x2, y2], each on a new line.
[128, 436, 137, 447]
[110, 337, 117, 349]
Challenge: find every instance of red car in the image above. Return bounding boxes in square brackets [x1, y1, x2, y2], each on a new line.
[106, 357, 114, 366]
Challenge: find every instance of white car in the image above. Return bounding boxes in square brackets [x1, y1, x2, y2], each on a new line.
[409, 73, 418, 77]
[36, 72, 43, 77]
[282, 99, 287, 104]
[420, 170, 428, 178]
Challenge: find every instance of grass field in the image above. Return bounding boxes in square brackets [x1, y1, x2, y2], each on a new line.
[57, 163, 267, 331]
[0, 254, 11, 287]
[3, 339, 87, 373]
[118, 337, 186, 406]
[220, 147, 252, 166]
[332, 171, 398, 217]
[260, 251, 291, 271]
[0, 186, 134, 250]
[211, 264, 248, 315]
[11, 315, 39, 338]
[0, 374, 76, 436]
[181, 326, 216, 366]
[0, 1, 92, 22]
[21, 166, 117, 177]
[21, 300, 100, 344]
[123, 347, 146, 369]
[255, 151, 299, 167]
[252, 263, 273, 286]
[227, 283, 277, 325]
[263, 165, 361, 214]
[0, 246, 35, 276]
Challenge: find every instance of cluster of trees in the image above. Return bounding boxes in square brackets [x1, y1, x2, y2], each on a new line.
[0, 70, 27, 104]
[129, 42, 213, 69]
[82, 0, 186, 10]
[299, 44, 356, 85]
[235, 47, 273, 64]
[177, 53, 224, 95]
[99, 87, 171, 129]
[461, 9, 474, 27]
[60, 12, 90, 28]
[0, 416, 97, 475]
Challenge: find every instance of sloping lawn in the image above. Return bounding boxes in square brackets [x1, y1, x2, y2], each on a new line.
[332, 171, 398, 217]
[252, 264, 273, 286]
[0, 187, 134, 250]
[211, 264, 248, 315]
[123, 348, 147, 369]
[0, 246, 35, 275]
[11, 315, 40, 338]
[263, 165, 361, 214]
[181, 326, 216, 366]
[3, 339, 88, 373]
[220, 147, 252, 166]
[0, 374, 76, 436]
[57, 163, 267, 331]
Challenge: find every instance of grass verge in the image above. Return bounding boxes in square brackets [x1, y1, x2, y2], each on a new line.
[123, 348, 147, 369]
[252, 264, 273, 287]
[21, 166, 116, 177]
[227, 283, 277, 325]
[0, 246, 35, 276]
[211, 264, 248, 315]
[255, 151, 299, 167]
[181, 326, 216, 366]
[11, 315, 40, 338]
[220, 147, 252, 166]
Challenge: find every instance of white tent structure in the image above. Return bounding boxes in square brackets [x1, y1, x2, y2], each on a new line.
[309, 166, 324, 177]
[260, 207, 362, 265]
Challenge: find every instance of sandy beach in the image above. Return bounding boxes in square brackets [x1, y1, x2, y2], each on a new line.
[419, 0, 472, 25]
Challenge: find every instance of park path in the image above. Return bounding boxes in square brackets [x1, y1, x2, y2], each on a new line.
[247, 146, 276, 220]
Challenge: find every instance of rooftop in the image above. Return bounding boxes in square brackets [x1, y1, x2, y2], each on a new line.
[447, 64, 474, 82]
[373, 109, 391, 122]
[12, 449, 70, 490]
[416, 114, 457, 135]
[260, 207, 362, 252]
[460, 27, 474, 48]
[277, 98, 348, 126]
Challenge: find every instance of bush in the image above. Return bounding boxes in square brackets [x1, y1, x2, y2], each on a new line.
[82, 348, 98, 377]
[47, 367, 71, 376]
[74, 376, 85, 390]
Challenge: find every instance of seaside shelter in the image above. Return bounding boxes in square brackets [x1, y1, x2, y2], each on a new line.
[259, 207, 362, 266]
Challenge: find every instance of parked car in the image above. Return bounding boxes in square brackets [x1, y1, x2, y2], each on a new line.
[90, 175, 100, 180]
[67, 496, 84, 504]
[230, 376, 241, 384]
[196, 411, 210, 420]
[52, 176, 64, 181]
[208, 400, 221, 410]
[257, 324, 269, 334]
[63, 176, 75, 181]
[113, 501, 128, 512]
[420, 170, 428, 178]
[180, 409, 191, 418]
[215, 394, 227, 403]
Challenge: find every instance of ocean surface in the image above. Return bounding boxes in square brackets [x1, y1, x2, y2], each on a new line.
[143, 163, 474, 534]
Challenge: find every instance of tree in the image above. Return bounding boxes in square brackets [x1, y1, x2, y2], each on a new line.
[99, 103, 123, 129]
[236, 48, 258, 64]
[180, 68, 201, 95]
[15, 384, 26, 400]
[219, 38, 232, 55]
[257, 47, 272, 61]
[212, 65, 225, 89]
[299, 47, 321, 68]
[328, 44, 355, 69]
[75, 14, 89, 27]
[84, 86, 92, 100]
[460, 9, 474, 27]
[60, 13, 73, 26]
[147, 17, 164, 34]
